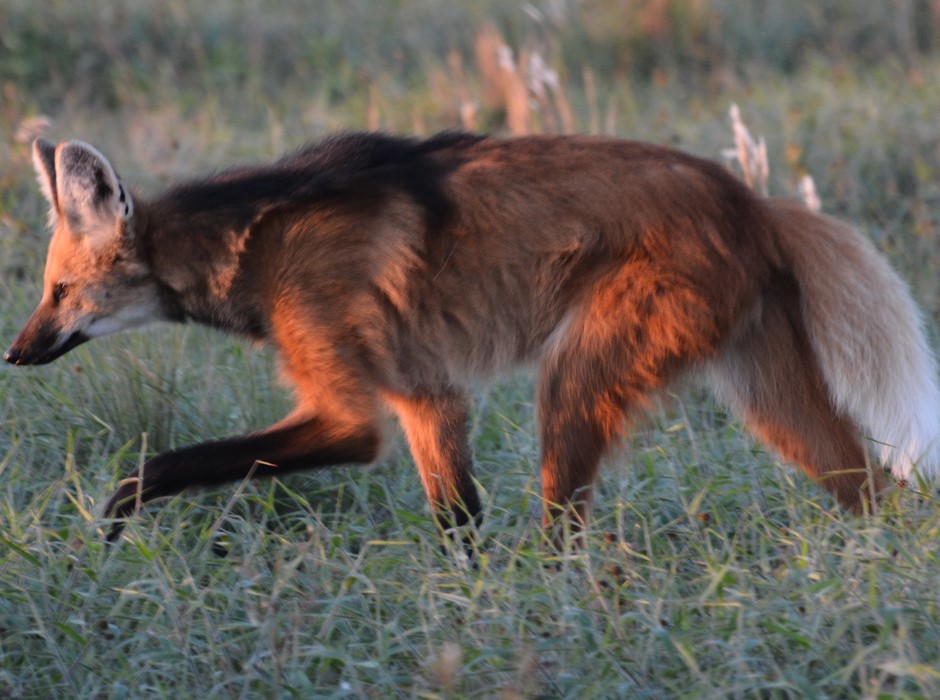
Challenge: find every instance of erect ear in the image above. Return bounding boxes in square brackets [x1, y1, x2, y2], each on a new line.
[54, 140, 134, 250]
[32, 138, 59, 217]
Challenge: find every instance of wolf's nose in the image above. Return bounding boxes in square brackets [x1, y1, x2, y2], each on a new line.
[4, 347, 22, 365]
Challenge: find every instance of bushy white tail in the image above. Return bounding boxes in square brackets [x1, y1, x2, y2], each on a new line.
[769, 198, 940, 481]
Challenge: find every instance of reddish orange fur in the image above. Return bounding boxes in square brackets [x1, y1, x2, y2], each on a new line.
[10, 133, 937, 546]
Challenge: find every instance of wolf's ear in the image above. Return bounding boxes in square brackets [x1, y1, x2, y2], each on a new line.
[32, 138, 59, 219]
[54, 140, 134, 250]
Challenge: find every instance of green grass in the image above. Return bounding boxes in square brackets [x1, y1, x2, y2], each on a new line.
[3, 2, 940, 697]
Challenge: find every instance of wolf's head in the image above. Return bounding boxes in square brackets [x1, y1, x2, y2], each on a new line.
[5, 140, 165, 365]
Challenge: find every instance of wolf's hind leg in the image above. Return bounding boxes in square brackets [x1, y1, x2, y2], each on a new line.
[708, 275, 888, 512]
[537, 263, 727, 546]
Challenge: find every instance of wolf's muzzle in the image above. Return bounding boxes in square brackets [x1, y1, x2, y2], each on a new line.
[4, 330, 90, 366]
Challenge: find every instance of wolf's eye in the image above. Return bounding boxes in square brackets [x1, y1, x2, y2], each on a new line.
[52, 283, 69, 303]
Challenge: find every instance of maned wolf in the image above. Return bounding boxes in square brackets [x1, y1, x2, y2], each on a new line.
[6, 133, 940, 543]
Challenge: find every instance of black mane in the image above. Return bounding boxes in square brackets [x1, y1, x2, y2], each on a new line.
[157, 131, 486, 229]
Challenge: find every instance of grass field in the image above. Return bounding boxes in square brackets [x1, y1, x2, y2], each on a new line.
[2, 2, 940, 697]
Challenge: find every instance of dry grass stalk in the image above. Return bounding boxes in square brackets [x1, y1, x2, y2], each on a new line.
[471, 26, 578, 135]
[498, 44, 531, 135]
[448, 49, 478, 131]
[528, 52, 558, 132]
[799, 174, 822, 212]
[518, 49, 575, 133]
[723, 103, 769, 194]
[723, 104, 823, 211]
[460, 100, 478, 131]
[474, 23, 505, 111]
[544, 59, 576, 132]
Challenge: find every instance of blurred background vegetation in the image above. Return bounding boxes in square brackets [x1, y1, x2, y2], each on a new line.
[3, 0, 939, 109]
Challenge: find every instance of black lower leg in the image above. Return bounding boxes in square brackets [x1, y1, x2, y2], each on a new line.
[104, 415, 380, 540]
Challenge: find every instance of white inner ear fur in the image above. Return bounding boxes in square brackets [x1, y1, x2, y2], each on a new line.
[53, 140, 133, 251]
[32, 138, 59, 229]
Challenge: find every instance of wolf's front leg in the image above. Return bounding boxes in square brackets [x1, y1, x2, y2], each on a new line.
[103, 414, 382, 541]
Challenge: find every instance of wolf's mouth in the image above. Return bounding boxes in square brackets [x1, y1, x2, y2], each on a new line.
[4, 330, 90, 366]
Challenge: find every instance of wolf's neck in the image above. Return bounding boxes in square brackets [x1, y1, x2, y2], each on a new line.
[136, 200, 272, 340]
